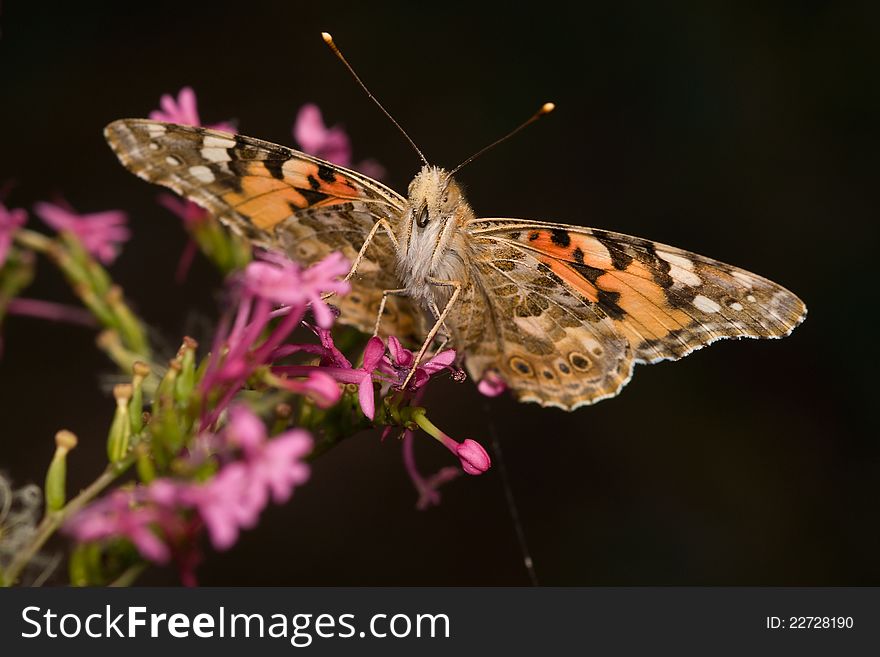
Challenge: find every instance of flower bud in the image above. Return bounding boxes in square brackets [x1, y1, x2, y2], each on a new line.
[129, 361, 150, 433]
[46, 430, 78, 512]
[477, 370, 507, 397]
[455, 439, 492, 475]
[135, 443, 156, 483]
[107, 384, 133, 462]
[174, 337, 198, 405]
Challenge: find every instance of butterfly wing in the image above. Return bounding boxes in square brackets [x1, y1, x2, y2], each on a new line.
[463, 219, 806, 409]
[105, 119, 420, 340]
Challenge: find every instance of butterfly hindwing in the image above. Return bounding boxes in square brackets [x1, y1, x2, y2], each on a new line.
[105, 119, 420, 338]
[465, 219, 806, 408]
[454, 228, 634, 409]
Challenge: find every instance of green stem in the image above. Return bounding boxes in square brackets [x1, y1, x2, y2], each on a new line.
[411, 408, 444, 442]
[12, 228, 53, 253]
[109, 563, 147, 587]
[2, 454, 136, 586]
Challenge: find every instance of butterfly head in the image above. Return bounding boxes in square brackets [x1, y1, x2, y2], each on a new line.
[397, 165, 473, 289]
[406, 165, 468, 233]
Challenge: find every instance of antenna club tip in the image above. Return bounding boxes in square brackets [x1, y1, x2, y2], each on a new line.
[541, 102, 556, 114]
[321, 32, 334, 44]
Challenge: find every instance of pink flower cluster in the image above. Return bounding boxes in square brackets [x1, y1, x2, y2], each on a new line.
[293, 104, 385, 180]
[200, 250, 351, 428]
[65, 406, 312, 582]
[149, 86, 235, 133]
[34, 201, 130, 265]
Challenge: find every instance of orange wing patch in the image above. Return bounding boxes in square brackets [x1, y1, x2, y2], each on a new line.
[220, 161, 359, 231]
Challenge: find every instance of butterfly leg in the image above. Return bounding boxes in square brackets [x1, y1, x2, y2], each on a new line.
[373, 288, 408, 337]
[400, 278, 461, 389]
[320, 217, 399, 301]
[344, 218, 399, 284]
[427, 299, 453, 353]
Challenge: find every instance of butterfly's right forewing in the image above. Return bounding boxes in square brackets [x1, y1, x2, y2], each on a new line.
[105, 119, 421, 339]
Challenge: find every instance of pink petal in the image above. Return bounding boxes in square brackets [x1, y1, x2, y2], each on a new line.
[357, 373, 376, 420]
[178, 87, 199, 125]
[33, 201, 75, 231]
[293, 104, 352, 166]
[477, 371, 508, 397]
[226, 405, 267, 453]
[362, 336, 385, 371]
[293, 104, 328, 152]
[302, 371, 342, 407]
[130, 527, 171, 564]
[387, 336, 413, 367]
[422, 349, 456, 373]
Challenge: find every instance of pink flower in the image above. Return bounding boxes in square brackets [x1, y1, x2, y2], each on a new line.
[381, 336, 456, 390]
[413, 410, 493, 476]
[0, 203, 26, 267]
[198, 251, 352, 428]
[477, 369, 508, 397]
[355, 337, 386, 420]
[34, 201, 130, 264]
[252, 429, 312, 504]
[453, 439, 492, 475]
[224, 404, 268, 454]
[294, 104, 352, 165]
[65, 489, 172, 563]
[243, 250, 350, 328]
[274, 369, 342, 408]
[402, 430, 461, 510]
[293, 104, 385, 179]
[184, 406, 312, 550]
[67, 407, 313, 560]
[182, 463, 260, 550]
[149, 86, 235, 133]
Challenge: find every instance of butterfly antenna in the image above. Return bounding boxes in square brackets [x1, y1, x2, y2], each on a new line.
[322, 32, 428, 166]
[446, 102, 555, 180]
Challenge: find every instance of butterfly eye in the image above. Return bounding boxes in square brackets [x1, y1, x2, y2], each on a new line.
[417, 205, 430, 227]
[442, 195, 449, 204]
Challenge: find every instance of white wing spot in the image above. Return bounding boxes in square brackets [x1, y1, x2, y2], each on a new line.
[671, 265, 701, 287]
[148, 142, 160, 151]
[189, 165, 215, 183]
[693, 294, 721, 313]
[146, 124, 166, 137]
[200, 147, 231, 163]
[729, 301, 744, 311]
[203, 135, 236, 149]
[746, 294, 757, 302]
[656, 249, 695, 271]
[165, 155, 182, 166]
[657, 249, 701, 285]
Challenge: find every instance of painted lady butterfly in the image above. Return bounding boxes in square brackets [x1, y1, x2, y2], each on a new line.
[104, 34, 806, 410]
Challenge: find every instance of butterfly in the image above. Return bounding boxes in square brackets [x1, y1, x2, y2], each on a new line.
[104, 37, 806, 412]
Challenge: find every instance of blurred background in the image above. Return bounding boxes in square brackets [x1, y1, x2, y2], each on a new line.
[0, 0, 877, 584]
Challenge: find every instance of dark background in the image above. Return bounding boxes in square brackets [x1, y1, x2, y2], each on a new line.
[1, 1, 877, 585]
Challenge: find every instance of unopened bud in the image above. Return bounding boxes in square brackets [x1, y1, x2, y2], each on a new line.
[46, 430, 79, 511]
[175, 337, 198, 405]
[130, 361, 150, 433]
[107, 384, 133, 462]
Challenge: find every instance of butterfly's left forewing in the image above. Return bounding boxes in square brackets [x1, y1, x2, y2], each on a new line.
[465, 218, 806, 408]
[105, 119, 421, 340]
